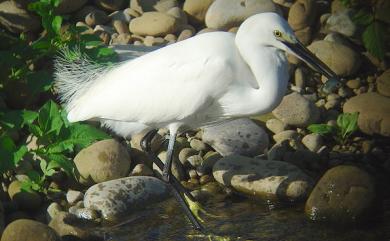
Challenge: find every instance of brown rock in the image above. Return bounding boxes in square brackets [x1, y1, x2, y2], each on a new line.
[307, 40, 361, 76]
[1, 219, 60, 241]
[343, 92, 390, 136]
[305, 165, 375, 224]
[183, 0, 214, 25]
[129, 12, 178, 36]
[377, 69, 390, 97]
[73, 139, 131, 185]
[288, 0, 316, 30]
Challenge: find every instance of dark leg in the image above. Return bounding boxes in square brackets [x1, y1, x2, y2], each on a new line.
[140, 129, 204, 231]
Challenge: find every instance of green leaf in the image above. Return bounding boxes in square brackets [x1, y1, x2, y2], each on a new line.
[337, 112, 359, 139]
[52, 16, 63, 35]
[28, 124, 43, 137]
[352, 9, 373, 26]
[68, 123, 110, 146]
[307, 124, 335, 136]
[38, 100, 63, 136]
[362, 21, 386, 60]
[31, 39, 51, 50]
[26, 70, 53, 95]
[0, 135, 16, 151]
[86, 41, 104, 47]
[0, 110, 38, 130]
[13, 145, 28, 166]
[46, 153, 74, 176]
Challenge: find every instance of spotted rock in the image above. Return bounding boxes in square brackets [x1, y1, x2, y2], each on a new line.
[84, 176, 169, 221]
[213, 155, 312, 201]
[202, 118, 269, 157]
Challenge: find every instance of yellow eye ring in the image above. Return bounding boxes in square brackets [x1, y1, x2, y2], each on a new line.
[273, 30, 282, 38]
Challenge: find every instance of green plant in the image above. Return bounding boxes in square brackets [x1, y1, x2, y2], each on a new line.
[0, 0, 118, 193]
[0, 101, 109, 192]
[308, 112, 359, 144]
[340, 0, 387, 60]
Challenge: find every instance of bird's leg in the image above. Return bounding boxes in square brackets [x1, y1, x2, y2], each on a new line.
[162, 130, 176, 183]
[140, 130, 204, 232]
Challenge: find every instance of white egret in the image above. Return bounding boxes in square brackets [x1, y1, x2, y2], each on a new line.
[55, 12, 340, 231]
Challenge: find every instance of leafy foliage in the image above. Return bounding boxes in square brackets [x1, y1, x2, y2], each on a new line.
[340, 2, 388, 60]
[308, 112, 359, 144]
[0, 0, 116, 193]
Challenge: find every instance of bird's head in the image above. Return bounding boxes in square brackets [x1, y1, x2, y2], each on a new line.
[237, 12, 342, 93]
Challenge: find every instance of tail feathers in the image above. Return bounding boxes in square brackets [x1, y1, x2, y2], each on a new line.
[54, 47, 112, 113]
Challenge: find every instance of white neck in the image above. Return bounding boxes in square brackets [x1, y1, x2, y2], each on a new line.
[244, 46, 289, 115]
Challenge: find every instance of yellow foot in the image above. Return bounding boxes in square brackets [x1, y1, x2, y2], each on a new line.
[184, 194, 221, 223]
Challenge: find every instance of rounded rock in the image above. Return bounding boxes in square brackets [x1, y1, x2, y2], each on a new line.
[202, 118, 269, 157]
[189, 138, 207, 151]
[307, 40, 361, 77]
[213, 155, 313, 201]
[130, 12, 178, 37]
[2, 219, 60, 241]
[288, 0, 316, 31]
[272, 92, 320, 127]
[305, 165, 375, 224]
[84, 176, 169, 221]
[266, 118, 287, 134]
[205, 0, 280, 30]
[325, 10, 357, 37]
[66, 190, 84, 205]
[183, 0, 214, 25]
[302, 133, 323, 152]
[74, 139, 131, 185]
[343, 92, 390, 136]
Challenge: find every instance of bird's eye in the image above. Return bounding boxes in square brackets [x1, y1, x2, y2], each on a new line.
[273, 30, 282, 38]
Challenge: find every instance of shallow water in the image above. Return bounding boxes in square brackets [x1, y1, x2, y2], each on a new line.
[97, 197, 390, 241]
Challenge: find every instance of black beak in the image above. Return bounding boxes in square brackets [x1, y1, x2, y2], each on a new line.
[284, 40, 342, 93]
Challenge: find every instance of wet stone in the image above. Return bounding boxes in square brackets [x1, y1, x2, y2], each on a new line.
[84, 176, 169, 221]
